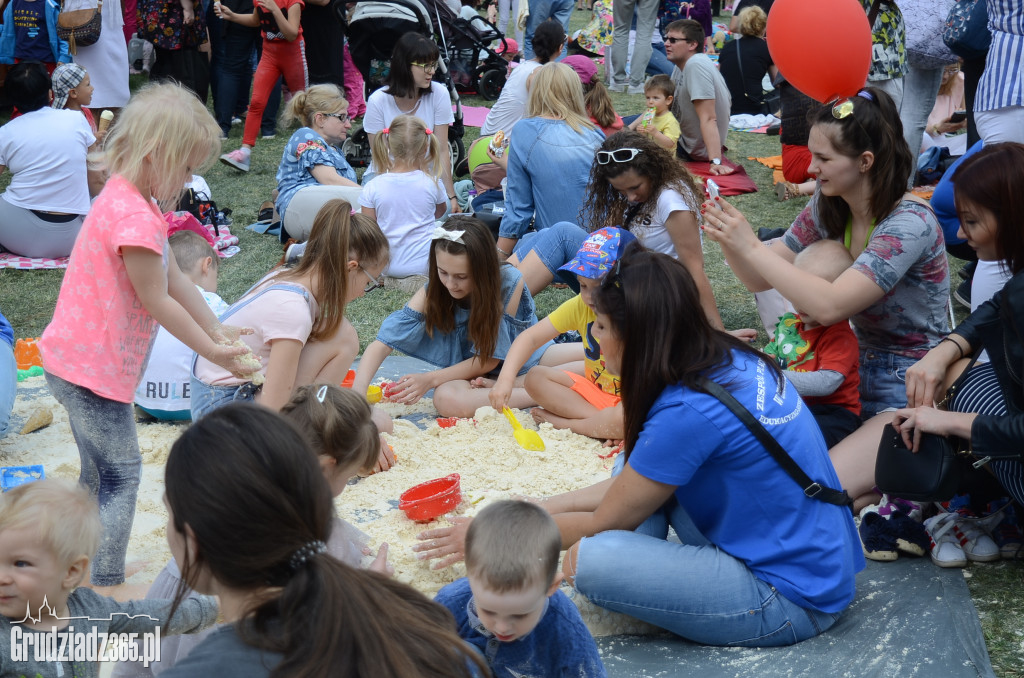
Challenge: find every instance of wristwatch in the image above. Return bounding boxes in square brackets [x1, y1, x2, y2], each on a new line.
[711, 158, 722, 166]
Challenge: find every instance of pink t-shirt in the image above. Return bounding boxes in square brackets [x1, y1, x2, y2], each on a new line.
[40, 174, 168, 403]
[193, 274, 318, 386]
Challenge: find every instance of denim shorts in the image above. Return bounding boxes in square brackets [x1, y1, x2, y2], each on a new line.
[858, 348, 918, 418]
[189, 376, 260, 420]
[513, 221, 589, 291]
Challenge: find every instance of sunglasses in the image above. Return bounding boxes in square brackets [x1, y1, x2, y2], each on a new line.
[360, 264, 385, 293]
[323, 112, 350, 124]
[596, 148, 643, 165]
[412, 61, 439, 72]
[664, 36, 690, 44]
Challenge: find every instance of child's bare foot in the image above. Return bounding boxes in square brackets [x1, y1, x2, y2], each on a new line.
[469, 376, 496, 389]
[530, 407, 571, 429]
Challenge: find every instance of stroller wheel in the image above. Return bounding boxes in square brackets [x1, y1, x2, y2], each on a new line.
[479, 69, 506, 101]
[449, 137, 466, 179]
[343, 128, 371, 169]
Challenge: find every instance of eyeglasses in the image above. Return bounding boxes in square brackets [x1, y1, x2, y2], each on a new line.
[596, 148, 643, 165]
[664, 37, 690, 44]
[360, 264, 385, 293]
[323, 112, 350, 124]
[412, 61, 439, 73]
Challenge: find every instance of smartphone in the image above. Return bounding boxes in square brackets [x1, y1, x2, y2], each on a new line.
[706, 179, 721, 200]
[950, 110, 967, 123]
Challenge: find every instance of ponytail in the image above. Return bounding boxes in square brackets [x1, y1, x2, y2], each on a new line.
[372, 114, 441, 177]
[281, 200, 389, 341]
[165, 404, 489, 678]
[281, 84, 349, 130]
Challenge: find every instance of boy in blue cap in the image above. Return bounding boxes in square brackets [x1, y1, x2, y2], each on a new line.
[488, 227, 636, 442]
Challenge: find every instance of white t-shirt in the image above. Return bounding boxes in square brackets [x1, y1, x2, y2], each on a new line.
[135, 287, 228, 414]
[480, 60, 542, 136]
[363, 81, 455, 175]
[359, 170, 447, 277]
[628, 186, 694, 258]
[193, 278, 319, 386]
[0, 107, 94, 213]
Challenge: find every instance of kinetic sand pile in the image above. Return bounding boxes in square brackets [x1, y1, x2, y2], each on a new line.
[0, 376, 658, 637]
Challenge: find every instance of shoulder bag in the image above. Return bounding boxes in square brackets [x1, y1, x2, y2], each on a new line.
[900, 0, 957, 69]
[734, 38, 780, 115]
[697, 377, 853, 508]
[57, 0, 103, 55]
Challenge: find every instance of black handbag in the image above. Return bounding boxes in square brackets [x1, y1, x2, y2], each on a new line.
[697, 377, 853, 508]
[57, 0, 103, 55]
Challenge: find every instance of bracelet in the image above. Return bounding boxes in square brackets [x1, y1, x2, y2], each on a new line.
[496, 246, 511, 257]
[448, 195, 457, 200]
[940, 336, 965, 360]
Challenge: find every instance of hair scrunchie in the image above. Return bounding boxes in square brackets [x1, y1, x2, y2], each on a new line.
[424, 128, 432, 135]
[382, 127, 390, 135]
[288, 540, 328, 571]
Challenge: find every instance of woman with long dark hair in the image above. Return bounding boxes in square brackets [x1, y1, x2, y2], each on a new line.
[548, 250, 862, 646]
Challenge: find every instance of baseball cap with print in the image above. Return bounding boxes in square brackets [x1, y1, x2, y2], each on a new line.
[558, 227, 637, 280]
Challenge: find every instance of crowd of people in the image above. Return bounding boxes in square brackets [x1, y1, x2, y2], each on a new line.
[0, 0, 1023, 675]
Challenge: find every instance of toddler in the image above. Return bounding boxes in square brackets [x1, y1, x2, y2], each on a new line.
[50, 63, 97, 133]
[135, 231, 227, 421]
[490, 227, 636, 442]
[358, 114, 447, 279]
[763, 239, 861, 447]
[628, 74, 680, 151]
[435, 500, 606, 677]
[0, 479, 217, 678]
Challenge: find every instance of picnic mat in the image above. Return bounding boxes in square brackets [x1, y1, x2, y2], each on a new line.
[598, 557, 995, 678]
[0, 253, 69, 269]
[686, 158, 758, 196]
[457, 105, 492, 128]
[751, 154, 787, 186]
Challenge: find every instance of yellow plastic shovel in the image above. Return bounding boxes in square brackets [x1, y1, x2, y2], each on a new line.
[502, 407, 545, 451]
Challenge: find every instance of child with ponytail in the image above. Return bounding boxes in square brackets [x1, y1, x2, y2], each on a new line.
[359, 114, 448, 279]
[159, 403, 487, 677]
[191, 199, 389, 417]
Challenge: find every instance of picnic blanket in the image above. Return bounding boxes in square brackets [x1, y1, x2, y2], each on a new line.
[599, 557, 995, 678]
[0, 253, 69, 269]
[685, 157, 758, 196]
[457, 105, 492, 128]
[751, 154, 787, 186]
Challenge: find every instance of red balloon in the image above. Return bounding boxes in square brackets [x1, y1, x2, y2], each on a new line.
[766, 0, 873, 103]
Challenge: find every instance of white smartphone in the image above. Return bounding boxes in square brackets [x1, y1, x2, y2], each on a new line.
[706, 179, 721, 200]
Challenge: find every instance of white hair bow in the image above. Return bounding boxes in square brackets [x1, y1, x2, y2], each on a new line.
[431, 226, 466, 244]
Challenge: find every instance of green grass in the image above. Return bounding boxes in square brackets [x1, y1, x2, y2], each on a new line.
[0, 9, 1021, 673]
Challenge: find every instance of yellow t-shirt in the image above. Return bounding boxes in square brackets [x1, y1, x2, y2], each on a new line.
[653, 110, 681, 143]
[546, 295, 621, 396]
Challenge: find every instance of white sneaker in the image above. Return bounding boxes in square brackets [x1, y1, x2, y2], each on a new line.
[284, 241, 306, 265]
[952, 516, 1001, 562]
[608, 82, 627, 93]
[626, 83, 645, 95]
[924, 513, 967, 568]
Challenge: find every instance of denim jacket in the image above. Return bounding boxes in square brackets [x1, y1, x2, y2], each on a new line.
[953, 270, 1024, 461]
[498, 117, 604, 241]
[0, 0, 71, 64]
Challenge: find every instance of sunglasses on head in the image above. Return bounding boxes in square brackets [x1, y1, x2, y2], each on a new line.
[829, 90, 875, 120]
[596, 148, 643, 165]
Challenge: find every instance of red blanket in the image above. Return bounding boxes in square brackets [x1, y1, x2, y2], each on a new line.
[684, 158, 759, 196]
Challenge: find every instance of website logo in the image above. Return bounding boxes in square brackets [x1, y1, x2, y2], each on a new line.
[10, 597, 162, 668]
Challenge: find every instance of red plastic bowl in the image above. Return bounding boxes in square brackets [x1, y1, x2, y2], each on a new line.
[436, 417, 459, 428]
[399, 474, 462, 522]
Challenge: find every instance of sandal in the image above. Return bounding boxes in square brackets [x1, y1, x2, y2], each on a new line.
[256, 200, 276, 224]
[774, 181, 799, 202]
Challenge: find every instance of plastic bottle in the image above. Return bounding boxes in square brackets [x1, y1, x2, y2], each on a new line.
[466, 188, 477, 215]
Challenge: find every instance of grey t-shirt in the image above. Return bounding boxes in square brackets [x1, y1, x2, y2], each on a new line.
[670, 54, 732, 161]
[160, 625, 283, 678]
[0, 588, 217, 678]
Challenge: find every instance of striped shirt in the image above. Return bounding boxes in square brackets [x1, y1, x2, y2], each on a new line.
[976, 0, 1024, 111]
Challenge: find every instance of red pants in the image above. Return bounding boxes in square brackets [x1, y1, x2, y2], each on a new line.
[781, 143, 814, 184]
[243, 38, 307, 146]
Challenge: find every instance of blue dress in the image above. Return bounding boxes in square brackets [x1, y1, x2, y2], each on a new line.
[275, 127, 357, 223]
[376, 265, 551, 374]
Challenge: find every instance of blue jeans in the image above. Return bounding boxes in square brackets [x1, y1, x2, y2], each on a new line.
[513, 221, 589, 291]
[646, 42, 673, 76]
[189, 376, 259, 420]
[210, 19, 280, 136]
[45, 372, 141, 586]
[899, 65, 944, 187]
[573, 494, 842, 646]
[524, 0, 572, 59]
[0, 340, 14, 438]
[858, 348, 917, 418]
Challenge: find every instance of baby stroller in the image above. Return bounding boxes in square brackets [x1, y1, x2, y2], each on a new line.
[428, 0, 512, 100]
[344, 0, 467, 173]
